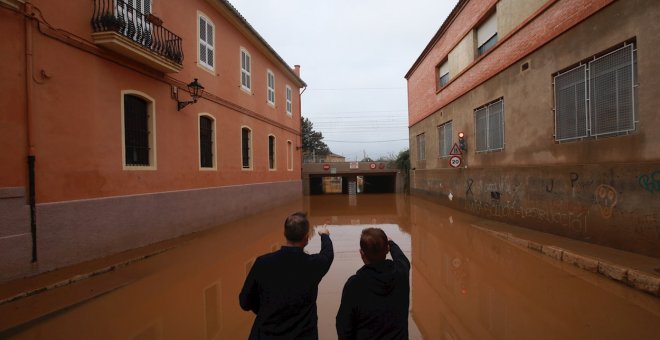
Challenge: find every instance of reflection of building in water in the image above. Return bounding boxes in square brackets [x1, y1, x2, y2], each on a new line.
[409, 196, 660, 340]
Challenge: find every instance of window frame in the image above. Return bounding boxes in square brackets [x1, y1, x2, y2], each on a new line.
[553, 42, 638, 142]
[121, 90, 157, 170]
[286, 86, 293, 116]
[241, 126, 253, 170]
[198, 113, 217, 170]
[287, 140, 293, 171]
[416, 133, 426, 161]
[437, 59, 450, 89]
[197, 12, 215, 72]
[474, 98, 505, 153]
[267, 70, 276, 106]
[437, 121, 453, 158]
[240, 48, 252, 92]
[268, 134, 276, 170]
[476, 10, 498, 56]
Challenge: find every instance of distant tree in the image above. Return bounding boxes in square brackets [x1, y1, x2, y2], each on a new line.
[361, 156, 374, 162]
[395, 149, 410, 193]
[301, 117, 330, 161]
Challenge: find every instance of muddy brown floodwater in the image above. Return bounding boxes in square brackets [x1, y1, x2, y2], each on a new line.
[1, 194, 659, 339]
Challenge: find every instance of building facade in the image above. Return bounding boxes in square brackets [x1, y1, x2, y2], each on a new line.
[405, 0, 660, 257]
[0, 0, 305, 281]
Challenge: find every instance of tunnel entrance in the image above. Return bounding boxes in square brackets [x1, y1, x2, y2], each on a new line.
[309, 174, 397, 195]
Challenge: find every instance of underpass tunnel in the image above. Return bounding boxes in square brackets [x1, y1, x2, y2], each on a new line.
[309, 174, 397, 195]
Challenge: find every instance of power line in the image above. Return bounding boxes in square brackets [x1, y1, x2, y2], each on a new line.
[324, 138, 409, 143]
[305, 87, 405, 91]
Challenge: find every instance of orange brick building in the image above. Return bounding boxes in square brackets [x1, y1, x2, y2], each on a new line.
[406, 0, 660, 257]
[0, 0, 305, 281]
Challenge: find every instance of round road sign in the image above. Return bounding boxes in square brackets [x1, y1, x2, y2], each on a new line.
[323, 164, 330, 170]
[449, 155, 462, 168]
[369, 163, 376, 169]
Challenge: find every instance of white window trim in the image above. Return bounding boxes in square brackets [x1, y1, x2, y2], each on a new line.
[286, 86, 293, 116]
[198, 113, 217, 171]
[240, 48, 252, 93]
[197, 12, 215, 73]
[121, 90, 157, 171]
[267, 70, 276, 106]
[287, 140, 293, 171]
[241, 125, 253, 170]
[268, 134, 277, 171]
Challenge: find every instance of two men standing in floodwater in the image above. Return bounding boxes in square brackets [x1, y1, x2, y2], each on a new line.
[239, 212, 411, 340]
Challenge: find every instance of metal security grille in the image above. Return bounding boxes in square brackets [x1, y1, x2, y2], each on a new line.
[474, 99, 504, 152]
[554, 65, 588, 141]
[200, 116, 213, 168]
[589, 44, 635, 136]
[268, 136, 275, 169]
[554, 43, 636, 141]
[416, 133, 426, 161]
[242, 127, 251, 168]
[124, 95, 150, 166]
[438, 121, 452, 157]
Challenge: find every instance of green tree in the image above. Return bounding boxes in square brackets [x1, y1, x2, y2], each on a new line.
[301, 117, 330, 161]
[394, 149, 410, 193]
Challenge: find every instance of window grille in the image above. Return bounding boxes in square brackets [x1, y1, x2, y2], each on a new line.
[268, 136, 276, 169]
[124, 95, 150, 166]
[200, 116, 213, 168]
[199, 16, 214, 69]
[474, 99, 504, 152]
[554, 43, 636, 141]
[416, 133, 426, 161]
[242, 127, 251, 168]
[438, 121, 452, 157]
[241, 50, 251, 90]
[287, 141, 293, 170]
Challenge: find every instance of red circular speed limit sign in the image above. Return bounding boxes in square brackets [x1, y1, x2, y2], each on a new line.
[369, 163, 376, 169]
[449, 155, 462, 168]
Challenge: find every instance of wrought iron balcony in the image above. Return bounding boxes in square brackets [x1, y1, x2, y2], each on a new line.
[91, 0, 184, 73]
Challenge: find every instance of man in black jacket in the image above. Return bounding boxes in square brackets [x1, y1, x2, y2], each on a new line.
[336, 227, 411, 340]
[239, 212, 334, 339]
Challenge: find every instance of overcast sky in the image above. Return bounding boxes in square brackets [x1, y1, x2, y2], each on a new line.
[229, 0, 458, 161]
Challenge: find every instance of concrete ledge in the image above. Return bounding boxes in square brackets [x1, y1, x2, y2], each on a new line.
[472, 223, 660, 297]
[0, 187, 24, 199]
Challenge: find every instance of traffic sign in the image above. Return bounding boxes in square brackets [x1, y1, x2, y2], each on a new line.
[369, 163, 376, 169]
[449, 155, 462, 168]
[449, 143, 462, 155]
[323, 164, 330, 170]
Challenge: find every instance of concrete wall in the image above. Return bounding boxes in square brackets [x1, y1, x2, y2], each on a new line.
[407, 0, 660, 257]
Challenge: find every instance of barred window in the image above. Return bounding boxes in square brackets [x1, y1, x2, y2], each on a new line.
[241, 49, 251, 91]
[199, 115, 214, 168]
[268, 135, 276, 170]
[199, 14, 214, 70]
[123, 94, 151, 166]
[438, 121, 452, 157]
[554, 43, 637, 141]
[241, 127, 252, 169]
[287, 140, 293, 171]
[474, 99, 504, 152]
[416, 133, 426, 161]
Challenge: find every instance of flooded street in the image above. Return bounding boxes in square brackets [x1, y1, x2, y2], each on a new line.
[1, 194, 659, 339]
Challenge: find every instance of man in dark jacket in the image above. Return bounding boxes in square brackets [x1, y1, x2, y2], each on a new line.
[336, 227, 411, 340]
[239, 212, 334, 339]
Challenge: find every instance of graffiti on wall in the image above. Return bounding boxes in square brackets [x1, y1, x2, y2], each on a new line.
[638, 171, 660, 193]
[593, 184, 617, 219]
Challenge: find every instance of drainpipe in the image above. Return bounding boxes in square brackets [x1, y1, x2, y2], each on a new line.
[25, 0, 37, 263]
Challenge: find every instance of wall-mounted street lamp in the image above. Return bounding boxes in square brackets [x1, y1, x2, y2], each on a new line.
[175, 78, 204, 111]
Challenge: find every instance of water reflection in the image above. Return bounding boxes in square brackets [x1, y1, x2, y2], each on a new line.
[410, 196, 660, 339]
[1, 194, 659, 339]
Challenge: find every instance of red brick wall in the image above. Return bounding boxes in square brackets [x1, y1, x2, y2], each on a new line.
[407, 0, 615, 126]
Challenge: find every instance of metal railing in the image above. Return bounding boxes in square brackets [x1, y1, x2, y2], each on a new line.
[91, 0, 184, 65]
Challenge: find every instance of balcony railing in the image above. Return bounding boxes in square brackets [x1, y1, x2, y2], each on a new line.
[91, 0, 183, 67]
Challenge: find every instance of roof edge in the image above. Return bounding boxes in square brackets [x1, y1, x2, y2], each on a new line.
[216, 0, 307, 88]
[404, 0, 469, 80]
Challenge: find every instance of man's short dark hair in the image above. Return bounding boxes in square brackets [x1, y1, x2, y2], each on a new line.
[284, 212, 310, 242]
[360, 228, 388, 263]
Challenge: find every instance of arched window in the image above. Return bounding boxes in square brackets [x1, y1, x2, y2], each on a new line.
[122, 92, 156, 168]
[199, 115, 215, 169]
[241, 127, 252, 169]
[268, 135, 276, 170]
